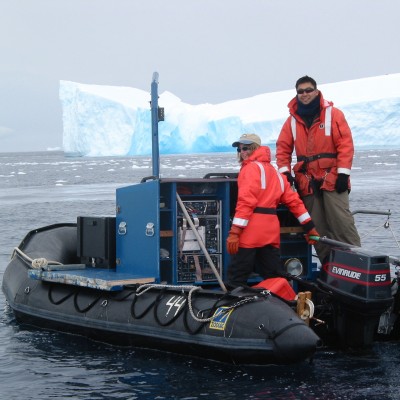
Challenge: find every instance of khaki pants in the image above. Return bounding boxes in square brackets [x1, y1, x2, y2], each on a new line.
[302, 190, 361, 263]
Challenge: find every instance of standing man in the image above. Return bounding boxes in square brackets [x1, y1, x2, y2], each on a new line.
[276, 76, 361, 264]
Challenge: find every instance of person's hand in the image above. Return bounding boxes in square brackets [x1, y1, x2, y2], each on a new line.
[283, 172, 295, 186]
[335, 173, 349, 193]
[305, 228, 320, 245]
[226, 225, 243, 255]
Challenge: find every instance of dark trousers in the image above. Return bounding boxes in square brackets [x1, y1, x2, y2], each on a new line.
[227, 245, 281, 288]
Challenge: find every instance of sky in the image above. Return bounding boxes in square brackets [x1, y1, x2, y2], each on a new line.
[1, 0, 400, 153]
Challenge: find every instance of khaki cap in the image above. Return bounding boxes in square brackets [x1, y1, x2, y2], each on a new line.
[232, 133, 261, 147]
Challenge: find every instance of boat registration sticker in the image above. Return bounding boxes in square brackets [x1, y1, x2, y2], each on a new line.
[209, 307, 233, 330]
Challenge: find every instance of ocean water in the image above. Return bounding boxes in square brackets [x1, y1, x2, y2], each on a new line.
[0, 150, 400, 400]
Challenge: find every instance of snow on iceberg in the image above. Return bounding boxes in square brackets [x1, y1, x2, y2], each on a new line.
[59, 73, 400, 157]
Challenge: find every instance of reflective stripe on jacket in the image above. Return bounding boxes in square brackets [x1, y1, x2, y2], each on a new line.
[276, 91, 354, 196]
[233, 146, 312, 248]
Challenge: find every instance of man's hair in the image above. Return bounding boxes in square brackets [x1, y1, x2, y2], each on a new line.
[295, 76, 317, 89]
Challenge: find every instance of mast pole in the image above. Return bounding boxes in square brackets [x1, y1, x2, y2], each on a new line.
[151, 72, 161, 178]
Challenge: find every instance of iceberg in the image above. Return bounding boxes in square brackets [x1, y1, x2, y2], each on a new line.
[59, 73, 400, 157]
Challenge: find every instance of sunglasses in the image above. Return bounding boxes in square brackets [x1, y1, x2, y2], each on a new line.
[237, 146, 251, 152]
[296, 87, 315, 95]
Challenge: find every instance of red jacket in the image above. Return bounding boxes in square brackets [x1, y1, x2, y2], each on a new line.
[276, 92, 355, 196]
[233, 146, 312, 248]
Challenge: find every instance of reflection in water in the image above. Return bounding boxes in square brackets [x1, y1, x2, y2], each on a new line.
[2, 321, 400, 399]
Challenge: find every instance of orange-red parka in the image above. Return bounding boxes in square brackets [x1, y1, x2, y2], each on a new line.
[232, 146, 313, 249]
[276, 92, 355, 196]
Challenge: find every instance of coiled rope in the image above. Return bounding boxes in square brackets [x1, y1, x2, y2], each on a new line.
[301, 299, 315, 320]
[134, 283, 215, 322]
[134, 283, 265, 323]
[12, 247, 63, 269]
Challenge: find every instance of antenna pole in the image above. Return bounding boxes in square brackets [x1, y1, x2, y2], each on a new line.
[151, 72, 160, 178]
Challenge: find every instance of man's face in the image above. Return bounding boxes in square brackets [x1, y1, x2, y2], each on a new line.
[296, 82, 318, 105]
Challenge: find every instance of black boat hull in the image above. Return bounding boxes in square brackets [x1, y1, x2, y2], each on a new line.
[2, 225, 320, 365]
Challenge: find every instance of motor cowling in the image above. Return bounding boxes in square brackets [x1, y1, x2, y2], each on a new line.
[318, 247, 392, 310]
[318, 246, 394, 347]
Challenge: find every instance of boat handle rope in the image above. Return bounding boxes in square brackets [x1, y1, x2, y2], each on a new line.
[12, 247, 63, 269]
[132, 283, 267, 324]
[46, 284, 103, 314]
[73, 292, 102, 313]
[48, 285, 76, 305]
[183, 293, 236, 334]
[131, 286, 168, 319]
[132, 284, 215, 323]
[44, 282, 269, 327]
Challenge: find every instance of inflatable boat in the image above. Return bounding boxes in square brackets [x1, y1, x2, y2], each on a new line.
[3, 222, 321, 365]
[2, 73, 400, 365]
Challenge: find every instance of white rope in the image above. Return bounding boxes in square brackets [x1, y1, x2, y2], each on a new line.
[135, 283, 220, 323]
[300, 298, 315, 320]
[135, 283, 198, 296]
[12, 247, 63, 269]
[387, 224, 400, 249]
[359, 223, 387, 240]
[31, 258, 49, 268]
[357, 215, 400, 250]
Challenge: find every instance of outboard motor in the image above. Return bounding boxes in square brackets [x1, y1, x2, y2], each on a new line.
[318, 246, 393, 347]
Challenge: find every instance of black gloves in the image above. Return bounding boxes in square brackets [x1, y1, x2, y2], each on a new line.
[284, 171, 349, 193]
[283, 172, 295, 186]
[335, 173, 349, 193]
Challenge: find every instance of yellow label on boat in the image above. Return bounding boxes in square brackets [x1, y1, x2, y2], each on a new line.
[209, 307, 233, 330]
